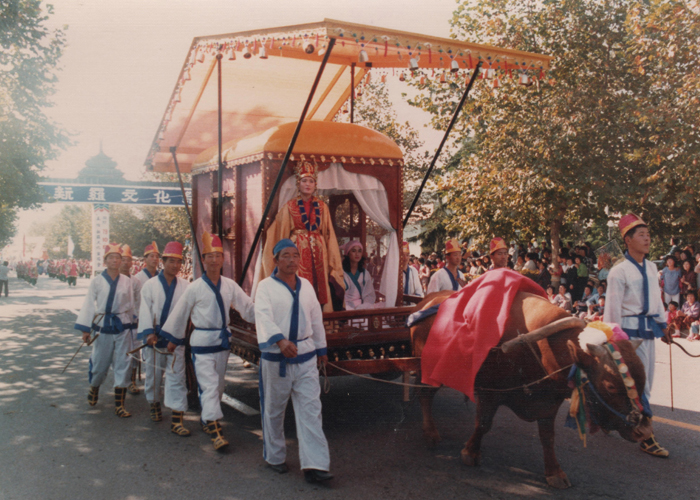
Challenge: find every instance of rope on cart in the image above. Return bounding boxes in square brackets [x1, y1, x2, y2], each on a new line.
[324, 362, 427, 390]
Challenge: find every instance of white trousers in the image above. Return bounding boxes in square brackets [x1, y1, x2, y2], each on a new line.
[143, 346, 188, 411]
[192, 350, 229, 422]
[164, 345, 188, 412]
[88, 331, 131, 389]
[635, 338, 656, 401]
[128, 329, 139, 372]
[143, 346, 168, 404]
[260, 358, 330, 471]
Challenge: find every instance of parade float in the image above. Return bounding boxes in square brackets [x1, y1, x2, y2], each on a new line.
[144, 19, 552, 378]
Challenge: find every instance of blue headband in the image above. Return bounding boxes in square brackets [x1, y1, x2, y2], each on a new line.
[273, 238, 297, 258]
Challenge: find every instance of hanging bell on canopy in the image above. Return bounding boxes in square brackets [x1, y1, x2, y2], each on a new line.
[486, 68, 496, 79]
[420, 75, 426, 85]
[318, 45, 326, 56]
[399, 72, 406, 82]
[359, 49, 369, 63]
[409, 57, 419, 71]
[183, 68, 191, 81]
[304, 42, 315, 54]
[197, 49, 206, 63]
[492, 77, 500, 89]
[243, 45, 252, 59]
[450, 59, 460, 73]
[439, 72, 447, 84]
[259, 46, 268, 59]
[342, 103, 349, 114]
[381, 74, 387, 83]
[227, 48, 236, 61]
[519, 73, 532, 86]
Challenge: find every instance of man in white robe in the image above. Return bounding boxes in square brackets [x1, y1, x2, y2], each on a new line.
[134, 241, 160, 289]
[427, 238, 466, 294]
[604, 213, 669, 458]
[74, 243, 136, 418]
[137, 241, 190, 434]
[119, 244, 142, 395]
[255, 238, 333, 484]
[161, 232, 254, 450]
[402, 241, 423, 298]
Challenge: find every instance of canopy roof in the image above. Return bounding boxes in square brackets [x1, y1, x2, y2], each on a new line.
[192, 121, 404, 172]
[146, 19, 553, 173]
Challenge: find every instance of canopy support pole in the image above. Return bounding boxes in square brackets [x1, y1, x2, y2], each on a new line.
[170, 147, 202, 275]
[402, 61, 482, 229]
[216, 53, 224, 241]
[238, 37, 337, 286]
[350, 63, 355, 124]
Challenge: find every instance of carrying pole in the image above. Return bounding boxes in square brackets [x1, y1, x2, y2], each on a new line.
[402, 61, 482, 229]
[216, 52, 224, 241]
[170, 147, 203, 273]
[238, 37, 337, 286]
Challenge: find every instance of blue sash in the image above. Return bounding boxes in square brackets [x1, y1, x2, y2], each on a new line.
[266, 269, 303, 376]
[138, 272, 176, 348]
[95, 270, 125, 334]
[142, 268, 153, 279]
[190, 274, 230, 354]
[404, 268, 410, 294]
[623, 253, 666, 339]
[444, 267, 459, 291]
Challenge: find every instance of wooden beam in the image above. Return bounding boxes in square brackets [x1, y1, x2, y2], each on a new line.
[306, 65, 346, 120]
[322, 67, 366, 121]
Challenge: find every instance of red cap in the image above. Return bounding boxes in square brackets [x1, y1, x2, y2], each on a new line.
[619, 214, 647, 239]
[162, 241, 183, 259]
[445, 238, 461, 254]
[489, 237, 508, 254]
[144, 241, 159, 257]
[104, 243, 121, 257]
[202, 231, 223, 254]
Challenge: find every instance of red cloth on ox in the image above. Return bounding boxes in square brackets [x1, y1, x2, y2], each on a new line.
[421, 268, 547, 400]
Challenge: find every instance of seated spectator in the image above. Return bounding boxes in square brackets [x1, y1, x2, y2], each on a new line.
[586, 284, 606, 307]
[667, 301, 679, 334]
[513, 255, 525, 272]
[670, 291, 700, 338]
[536, 259, 551, 290]
[576, 285, 594, 314]
[342, 241, 377, 310]
[552, 284, 572, 312]
[523, 253, 538, 272]
[680, 259, 697, 303]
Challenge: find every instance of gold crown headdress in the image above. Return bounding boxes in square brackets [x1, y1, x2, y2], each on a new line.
[294, 160, 318, 183]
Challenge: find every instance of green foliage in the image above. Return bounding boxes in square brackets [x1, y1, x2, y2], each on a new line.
[30, 203, 191, 260]
[0, 1, 68, 246]
[30, 205, 91, 259]
[409, 0, 700, 258]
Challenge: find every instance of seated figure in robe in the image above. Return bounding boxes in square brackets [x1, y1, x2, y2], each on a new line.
[342, 240, 377, 310]
[261, 160, 344, 312]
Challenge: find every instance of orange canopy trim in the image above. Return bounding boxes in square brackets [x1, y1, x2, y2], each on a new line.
[146, 19, 553, 174]
[192, 121, 403, 172]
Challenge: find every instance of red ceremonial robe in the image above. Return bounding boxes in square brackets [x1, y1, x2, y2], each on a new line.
[421, 268, 547, 400]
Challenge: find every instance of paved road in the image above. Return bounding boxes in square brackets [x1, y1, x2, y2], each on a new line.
[1, 275, 699, 499]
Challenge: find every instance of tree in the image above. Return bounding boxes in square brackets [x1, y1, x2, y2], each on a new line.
[625, 1, 700, 245]
[409, 0, 699, 263]
[0, 1, 68, 246]
[31, 205, 92, 259]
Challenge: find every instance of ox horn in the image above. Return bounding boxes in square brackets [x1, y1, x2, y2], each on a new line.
[501, 317, 586, 354]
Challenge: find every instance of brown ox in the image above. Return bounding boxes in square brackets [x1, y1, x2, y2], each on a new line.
[411, 290, 653, 489]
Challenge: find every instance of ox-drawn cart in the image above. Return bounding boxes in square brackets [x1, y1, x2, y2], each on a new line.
[144, 19, 552, 380]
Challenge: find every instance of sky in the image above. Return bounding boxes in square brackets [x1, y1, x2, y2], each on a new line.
[11, 0, 460, 245]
